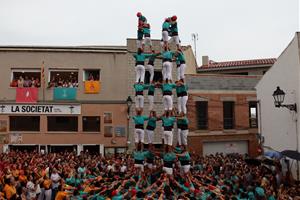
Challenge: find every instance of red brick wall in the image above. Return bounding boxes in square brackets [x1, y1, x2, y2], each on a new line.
[187, 92, 259, 157]
[188, 93, 256, 131]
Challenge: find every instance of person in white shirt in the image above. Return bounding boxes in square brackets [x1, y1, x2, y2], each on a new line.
[26, 175, 36, 200]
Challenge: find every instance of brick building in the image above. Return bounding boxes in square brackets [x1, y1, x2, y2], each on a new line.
[186, 74, 261, 157]
[0, 45, 129, 155]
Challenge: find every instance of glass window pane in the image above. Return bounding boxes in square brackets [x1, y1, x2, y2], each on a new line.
[47, 116, 78, 132]
[10, 116, 40, 131]
[82, 116, 100, 132]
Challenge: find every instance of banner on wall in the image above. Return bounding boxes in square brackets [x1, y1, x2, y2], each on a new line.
[53, 88, 77, 100]
[16, 88, 38, 103]
[84, 81, 101, 94]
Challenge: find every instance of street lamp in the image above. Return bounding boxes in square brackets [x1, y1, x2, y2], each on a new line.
[126, 96, 133, 117]
[273, 86, 299, 180]
[272, 86, 297, 112]
[126, 96, 133, 148]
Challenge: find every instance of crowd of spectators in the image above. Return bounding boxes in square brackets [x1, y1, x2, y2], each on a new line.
[10, 76, 41, 88]
[0, 150, 299, 200]
[47, 77, 78, 88]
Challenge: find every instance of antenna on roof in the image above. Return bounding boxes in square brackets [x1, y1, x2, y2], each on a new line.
[192, 33, 198, 64]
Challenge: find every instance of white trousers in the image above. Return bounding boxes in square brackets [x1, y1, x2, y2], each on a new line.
[134, 128, 145, 143]
[143, 37, 152, 46]
[169, 35, 180, 45]
[177, 129, 189, 146]
[177, 64, 186, 80]
[135, 65, 145, 83]
[148, 95, 154, 111]
[145, 129, 154, 144]
[163, 167, 173, 175]
[162, 61, 172, 81]
[136, 40, 142, 49]
[162, 31, 169, 42]
[135, 95, 144, 109]
[163, 95, 173, 111]
[180, 164, 191, 174]
[177, 95, 188, 114]
[163, 130, 173, 146]
[134, 164, 144, 172]
[145, 64, 154, 83]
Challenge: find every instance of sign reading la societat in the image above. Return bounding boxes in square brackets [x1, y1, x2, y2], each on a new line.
[0, 104, 81, 115]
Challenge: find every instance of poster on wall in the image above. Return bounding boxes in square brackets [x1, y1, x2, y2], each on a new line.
[104, 126, 113, 137]
[0, 134, 7, 144]
[0, 120, 7, 132]
[10, 133, 22, 144]
[115, 126, 126, 137]
[104, 112, 112, 124]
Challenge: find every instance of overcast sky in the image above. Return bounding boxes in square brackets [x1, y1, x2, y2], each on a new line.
[0, 0, 299, 64]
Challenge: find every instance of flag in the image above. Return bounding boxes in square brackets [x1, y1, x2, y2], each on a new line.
[16, 88, 38, 103]
[84, 81, 101, 94]
[41, 61, 45, 88]
[53, 88, 77, 100]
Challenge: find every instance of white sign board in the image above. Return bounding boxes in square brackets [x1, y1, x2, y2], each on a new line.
[0, 104, 81, 115]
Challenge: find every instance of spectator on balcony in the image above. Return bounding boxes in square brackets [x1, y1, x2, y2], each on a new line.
[17, 76, 24, 88]
[10, 79, 18, 87]
[23, 76, 32, 87]
[88, 73, 94, 81]
[34, 78, 41, 88]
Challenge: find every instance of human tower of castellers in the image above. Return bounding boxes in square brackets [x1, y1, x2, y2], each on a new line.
[132, 12, 191, 176]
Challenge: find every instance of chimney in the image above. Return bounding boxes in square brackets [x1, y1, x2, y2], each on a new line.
[202, 56, 209, 66]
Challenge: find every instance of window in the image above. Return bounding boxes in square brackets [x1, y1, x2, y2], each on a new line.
[196, 101, 208, 130]
[249, 102, 258, 128]
[104, 112, 112, 124]
[144, 70, 163, 84]
[104, 126, 113, 137]
[10, 69, 41, 87]
[48, 69, 78, 88]
[47, 116, 78, 132]
[82, 116, 100, 132]
[83, 69, 100, 81]
[10, 116, 40, 131]
[223, 101, 235, 129]
[104, 147, 115, 156]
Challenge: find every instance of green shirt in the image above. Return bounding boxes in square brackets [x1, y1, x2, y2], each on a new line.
[144, 150, 155, 160]
[162, 83, 176, 93]
[143, 27, 150, 35]
[134, 151, 145, 161]
[162, 21, 170, 30]
[177, 117, 188, 126]
[162, 116, 176, 127]
[147, 84, 155, 94]
[176, 52, 185, 64]
[133, 53, 152, 62]
[178, 152, 191, 162]
[162, 51, 174, 60]
[170, 22, 178, 34]
[148, 53, 160, 64]
[139, 15, 147, 23]
[163, 152, 176, 162]
[133, 115, 149, 125]
[147, 117, 157, 128]
[176, 84, 188, 95]
[133, 83, 147, 92]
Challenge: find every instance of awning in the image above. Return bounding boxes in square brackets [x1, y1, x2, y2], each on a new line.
[281, 150, 300, 161]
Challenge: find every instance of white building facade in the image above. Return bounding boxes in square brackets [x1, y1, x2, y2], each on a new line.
[256, 32, 300, 178]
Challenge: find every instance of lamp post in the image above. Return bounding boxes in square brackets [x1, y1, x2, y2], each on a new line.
[273, 86, 299, 180]
[126, 96, 133, 150]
